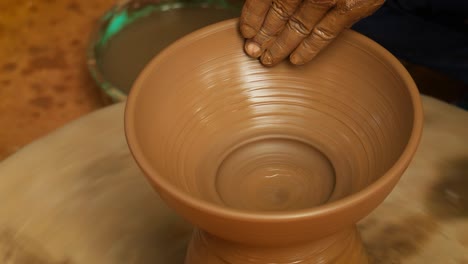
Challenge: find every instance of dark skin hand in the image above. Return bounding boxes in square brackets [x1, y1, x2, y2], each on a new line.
[240, 0, 385, 66]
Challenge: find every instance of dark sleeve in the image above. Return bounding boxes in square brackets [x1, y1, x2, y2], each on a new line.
[352, 0, 468, 85]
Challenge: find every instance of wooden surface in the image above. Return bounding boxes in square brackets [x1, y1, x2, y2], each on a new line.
[0, 95, 467, 263]
[0, 0, 114, 160]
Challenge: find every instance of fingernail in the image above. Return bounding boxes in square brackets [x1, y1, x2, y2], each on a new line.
[240, 24, 256, 38]
[290, 54, 305, 65]
[261, 52, 273, 66]
[245, 42, 262, 58]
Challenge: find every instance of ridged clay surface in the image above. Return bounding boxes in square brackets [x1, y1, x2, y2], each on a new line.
[125, 19, 423, 263]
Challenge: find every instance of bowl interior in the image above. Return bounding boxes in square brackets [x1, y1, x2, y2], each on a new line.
[126, 20, 417, 214]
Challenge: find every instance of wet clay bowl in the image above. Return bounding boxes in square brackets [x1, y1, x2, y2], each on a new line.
[125, 19, 423, 263]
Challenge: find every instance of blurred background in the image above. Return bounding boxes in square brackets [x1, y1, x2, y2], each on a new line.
[0, 0, 466, 161]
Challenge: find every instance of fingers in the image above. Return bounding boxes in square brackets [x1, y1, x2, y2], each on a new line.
[241, 0, 385, 65]
[289, 9, 349, 65]
[260, 0, 336, 66]
[244, 0, 302, 58]
[289, 0, 384, 65]
[240, 0, 271, 38]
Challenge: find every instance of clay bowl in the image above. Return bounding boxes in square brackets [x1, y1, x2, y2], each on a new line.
[125, 19, 423, 263]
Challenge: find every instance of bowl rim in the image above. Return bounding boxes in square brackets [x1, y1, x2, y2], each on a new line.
[124, 18, 424, 222]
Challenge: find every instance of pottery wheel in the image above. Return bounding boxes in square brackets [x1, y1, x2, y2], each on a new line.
[0, 96, 467, 264]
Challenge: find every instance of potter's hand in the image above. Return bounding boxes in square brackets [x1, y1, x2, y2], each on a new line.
[240, 0, 384, 66]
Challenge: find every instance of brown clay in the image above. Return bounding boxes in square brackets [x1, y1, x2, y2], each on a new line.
[125, 19, 423, 263]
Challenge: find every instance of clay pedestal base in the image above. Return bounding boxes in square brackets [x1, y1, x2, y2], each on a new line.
[186, 227, 368, 264]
